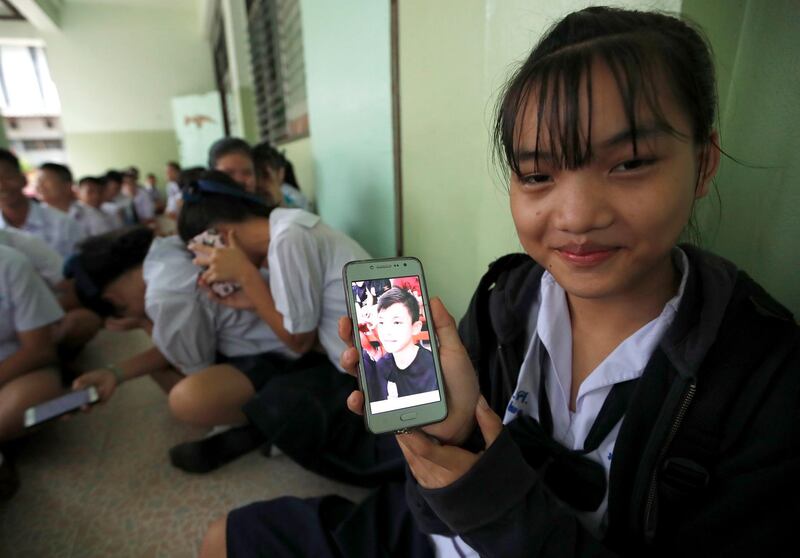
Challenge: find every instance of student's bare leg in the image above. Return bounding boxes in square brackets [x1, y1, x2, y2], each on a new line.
[200, 515, 228, 558]
[0, 368, 63, 441]
[168, 365, 255, 427]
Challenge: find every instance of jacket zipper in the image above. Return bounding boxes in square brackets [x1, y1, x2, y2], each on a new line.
[642, 379, 697, 541]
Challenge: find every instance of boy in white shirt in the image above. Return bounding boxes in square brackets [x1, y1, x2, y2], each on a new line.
[165, 161, 182, 218]
[0, 245, 65, 500]
[0, 151, 85, 258]
[122, 170, 155, 226]
[74, 176, 117, 236]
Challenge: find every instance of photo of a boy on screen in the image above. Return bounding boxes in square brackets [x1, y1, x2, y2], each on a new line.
[352, 278, 439, 411]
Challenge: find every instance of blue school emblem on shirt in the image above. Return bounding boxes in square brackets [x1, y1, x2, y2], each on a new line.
[507, 390, 529, 415]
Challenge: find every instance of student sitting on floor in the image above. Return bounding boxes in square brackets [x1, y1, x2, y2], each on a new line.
[35, 162, 77, 215]
[0, 224, 102, 368]
[0, 150, 85, 258]
[73, 176, 118, 237]
[164, 161, 183, 219]
[69, 225, 300, 473]
[180, 172, 405, 487]
[0, 245, 66, 501]
[100, 170, 127, 228]
[122, 170, 156, 227]
[208, 138, 257, 193]
[251, 142, 311, 210]
[179, 170, 369, 372]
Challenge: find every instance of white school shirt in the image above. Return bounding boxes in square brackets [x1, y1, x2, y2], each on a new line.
[165, 181, 182, 214]
[0, 200, 86, 258]
[0, 228, 63, 288]
[143, 236, 297, 374]
[100, 201, 124, 229]
[132, 188, 155, 221]
[68, 201, 117, 237]
[0, 245, 64, 362]
[434, 249, 689, 557]
[267, 208, 370, 370]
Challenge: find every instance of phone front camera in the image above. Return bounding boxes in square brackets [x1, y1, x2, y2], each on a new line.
[370, 265, 374, 269]
[404, 263, 407, 266]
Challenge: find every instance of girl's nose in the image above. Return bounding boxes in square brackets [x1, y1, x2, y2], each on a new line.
[551, 174, 614, 234]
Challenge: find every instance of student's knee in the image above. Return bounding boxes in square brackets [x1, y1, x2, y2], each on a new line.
[200, 514, 228, 558]
[0, 369, 62, 440]
[168, 376, 203, 424]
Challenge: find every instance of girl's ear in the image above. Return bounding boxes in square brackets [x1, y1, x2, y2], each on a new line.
[411, 320, 423, 336]
[695, 130, 721, 199]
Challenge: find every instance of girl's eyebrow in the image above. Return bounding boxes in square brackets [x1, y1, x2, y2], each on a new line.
[516, 125, 668, 162]
[596, 125, 668, 150]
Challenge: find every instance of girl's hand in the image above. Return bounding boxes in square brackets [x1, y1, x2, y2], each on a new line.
[338, 297, 480, 446]
[198, 279, 256, 310]
[397, 396, 503, 489]
[72, 369, 118, 409]
[191, 230, 254, 284]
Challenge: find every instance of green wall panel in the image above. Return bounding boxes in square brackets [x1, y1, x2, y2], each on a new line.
[299, 0, 395, 258]
[64, 129, 179, 191]
[686, 0, 800, 316]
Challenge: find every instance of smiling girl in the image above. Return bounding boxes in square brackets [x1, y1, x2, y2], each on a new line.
[201, 6, 799, 558]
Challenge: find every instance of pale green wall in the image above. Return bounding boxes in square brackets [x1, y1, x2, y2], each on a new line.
[281, 135, 315, 203]
[399, 0, 681, 319]
[37, 1, 215, 182]
[685, 0, 800, 316]
[64, 130, 179, 182]
[300, 0, 395, 258]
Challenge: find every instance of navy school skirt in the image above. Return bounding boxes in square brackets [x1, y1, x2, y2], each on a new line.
[226, 481, 434, 558]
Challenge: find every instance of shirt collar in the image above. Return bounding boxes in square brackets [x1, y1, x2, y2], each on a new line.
[536, 247, 691, 399]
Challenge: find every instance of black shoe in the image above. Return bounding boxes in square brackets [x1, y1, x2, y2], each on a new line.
[0, 451, 19, 500]
[169, 425, 265, 474]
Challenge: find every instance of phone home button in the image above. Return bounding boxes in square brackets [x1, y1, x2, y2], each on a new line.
[400, 412, 417, 421]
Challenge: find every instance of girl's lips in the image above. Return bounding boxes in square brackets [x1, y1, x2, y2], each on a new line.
[555, 246, 618, 266]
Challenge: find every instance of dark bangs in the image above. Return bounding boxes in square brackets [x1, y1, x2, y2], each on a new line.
[494, 10, 717, 178]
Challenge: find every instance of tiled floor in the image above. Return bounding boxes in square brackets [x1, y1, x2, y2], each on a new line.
[0, 329, 368, 558]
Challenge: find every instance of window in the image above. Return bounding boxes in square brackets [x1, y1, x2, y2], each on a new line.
[248, 0, 309, 143]
[212, 6, 233, 136]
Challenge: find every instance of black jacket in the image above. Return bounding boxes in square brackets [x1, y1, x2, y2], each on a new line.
[405, 246, 800, 557]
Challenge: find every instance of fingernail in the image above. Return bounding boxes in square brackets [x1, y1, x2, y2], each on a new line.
[478, 395, 489, 410]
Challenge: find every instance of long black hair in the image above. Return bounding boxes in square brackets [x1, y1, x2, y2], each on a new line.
[177, 170, 272, 243]
[494, 7, 718, 183]
[252, 141, 301, 190]
[64, 226, 154, 316]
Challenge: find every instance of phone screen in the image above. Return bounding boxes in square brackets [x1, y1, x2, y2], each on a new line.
[351, 275, 442, 415]
[25, 388, 97, 427]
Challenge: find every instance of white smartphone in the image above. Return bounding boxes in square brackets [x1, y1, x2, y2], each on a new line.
[24, 387, 99, 428]
[343, 257, 447, 434]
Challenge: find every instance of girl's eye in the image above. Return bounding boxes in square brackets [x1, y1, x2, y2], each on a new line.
[520, 173, 553, 186]
[612, 158, 655, 173]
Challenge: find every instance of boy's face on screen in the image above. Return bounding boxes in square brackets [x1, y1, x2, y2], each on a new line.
[376, 302, 422, 354]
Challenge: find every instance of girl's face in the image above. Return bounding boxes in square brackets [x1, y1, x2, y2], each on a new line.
[256, 165, 285, 204]
[509, 62, 718, 303]
[215, 152, 256, 193]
